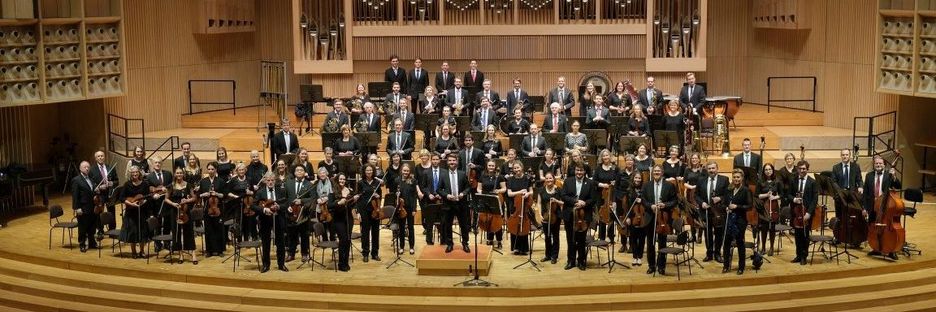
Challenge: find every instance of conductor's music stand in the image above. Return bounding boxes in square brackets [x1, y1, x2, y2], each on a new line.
[335, 155, 360, 181]
[543, 132, 567, 155]
[653, 130, 679, 157]
[456, 194, 498, 287]
[508, 134, 524, 155]
[618, 136, 650, 155]
[320, 132, 342, 152]
[583, 129, 608, 154]
[355, 131, 381, 159]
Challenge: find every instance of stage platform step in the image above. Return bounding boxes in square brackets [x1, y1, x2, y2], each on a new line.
[416, 245, 492, 276]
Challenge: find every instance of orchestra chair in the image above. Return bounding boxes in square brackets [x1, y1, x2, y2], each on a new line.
[191, 208, 206, 257]
[230, 225, 262, 272]
[147, 216, 174, 264]
[586, 223, 611, 269]
[808, 227, 839, 265]
[698, 118, 716, 156]
[659, 231, 692, 280]
[771, 206, 795, 255]
[902, 188, 923, 258]
[311, 221, 338, 272]
[97, 211, 122, 258]
[48, 204, 78, 249]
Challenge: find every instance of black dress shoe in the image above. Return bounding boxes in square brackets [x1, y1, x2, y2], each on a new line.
[800, 258, 807, 265]
[278, 265, 289, 272]
[427, 240, 434, 246]
[887, 253, 899, 260]
[702, 256, 713, 262]
[715, 256, 724, 263]
[338, 265, 350, 272]
[551, 258, 558, 264]
[722, 267, 730, 273]
[564, 263, 575, 270]
[867, 250, 882, 256]
[496, 241, 503, 249]
[658, 269, 665, 275]
[541, 256, 552, 262]
[445, 245, 454, 253]
[646, 267, 656, 274]
[260, 266, 269, 273]
[362, 256, 370, 263]
[737, 268, 744, 275]
[578, 263, 586, 271]
[463, 245, 470, 253]
[80, 246, 87, 253]
[790, 257, 801, 263]
[372, 255, 382, 261]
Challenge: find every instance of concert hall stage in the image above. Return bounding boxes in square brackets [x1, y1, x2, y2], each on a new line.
[0, 194, 934, 311]
[416, 245, 492, 276]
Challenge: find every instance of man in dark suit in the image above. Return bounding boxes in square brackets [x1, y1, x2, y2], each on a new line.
[271, 120, 300, 163]
[387, 118, 415, 160]
[384, 82, 405, 111]
[638, 76, 664, 115]
[392, 99, 416, 132]
[678, 72, 706, 115]
[284, 166, 314, 263]
[788, 160, 818, 265]
[475, 79, 501, 113]
[439, 153, 471, 253]
[253, 173, 288, 273]
[832, 148, 863, 193]
[384, 55, 407, 91]
[325, 99, 351, 131]
[419, 153, 444, 245]
[445, 78, 468, 115]
[471, 98, 497, 132]
[862, 156, 902, 260]
[586, 96, 610, 129]
[458, 136, 485, 179]
[542, 103, 568, 133]
[696, 161, 730, 262]
[505, 78, 531, 115]
[732, 138, 762, 170]
[435, 61, 456, 97]
[641, 165, 677, 275]
[561, 163, 598, 270]
[407, 58, 429, 101]
[359, 102, 383, 132]
[521, 124, 546, 157]
[547, 76, 575, 116]
[173, 142, 199, 171]
[463, 59, 484, 89]
[89, 151, 117, 233]
[71, 161, 98, 252]
[145, 158, 174, 250]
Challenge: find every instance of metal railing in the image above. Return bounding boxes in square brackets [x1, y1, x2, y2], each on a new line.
[146, 136, 180, 166]
[106, 114, 145, 158]
[187, 79, 236, 115]
[767, 76, 818, 112]
[853, 111, 903, 177]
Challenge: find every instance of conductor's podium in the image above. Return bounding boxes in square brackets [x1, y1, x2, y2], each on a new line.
[416, 245, 493, 276]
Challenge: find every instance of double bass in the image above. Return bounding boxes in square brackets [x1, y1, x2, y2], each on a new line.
[867, 188, 906, 255]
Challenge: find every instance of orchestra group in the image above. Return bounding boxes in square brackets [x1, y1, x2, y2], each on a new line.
[68, 57, 906, 276]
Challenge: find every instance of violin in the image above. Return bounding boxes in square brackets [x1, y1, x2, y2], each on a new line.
[764, 181, 781, 223]
[792, 190, 807, 229]
[93, 194, 105, 214]
[207, 194, 221, 217]
[129, 194, 146, 207]
[177, 200, 191, 224]
[242, 195, 256, 217]
[319, 200, 333, 223]
[395, 190, 407, 219]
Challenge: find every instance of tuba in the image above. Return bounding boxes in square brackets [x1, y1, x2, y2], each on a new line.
[714, 114, 730, 156]
[322, 117, 340, 133]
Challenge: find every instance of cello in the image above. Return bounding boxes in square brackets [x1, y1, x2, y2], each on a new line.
[599, 186, 612, 224]
[507, 173, 535, 236]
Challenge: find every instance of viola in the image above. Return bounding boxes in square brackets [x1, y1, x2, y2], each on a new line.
[370, 196, 384, 220]
[206, 194, 221, 217]
[289, 200, 303, 222]
[319, 201, 332, 223]
[242, 195, 256, 217]
[791, 191, 807, 229]
[655, 203, 672, 235]
[395, 191, 407, 219]
[177, 201, 191, 224]
[764, 181, 780, 223]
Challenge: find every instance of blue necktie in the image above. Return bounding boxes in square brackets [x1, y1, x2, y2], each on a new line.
[433, 170, 439, 192]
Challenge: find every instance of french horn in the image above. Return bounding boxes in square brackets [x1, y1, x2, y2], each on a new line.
[322, 117, 340, 133]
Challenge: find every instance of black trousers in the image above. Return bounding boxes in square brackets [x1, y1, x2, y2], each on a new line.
[564, 223, 587, 265]
[360, 214, 380, 257]
[704, 212, 725, 258]
[155, 208, 173, 249]
[172, 220, 196, 251]
[332, 220, 351, 268]
[723, 216, 747, 270]
[395, 213, 416, 249]
[630, 226, 648, 259]
[287, 222, 310, 257]
[542, 221, 561, 259]
[794, 227, 810, 260]
[758, 221, 776, 252]
[259, 214, 286, 267]
[485, 229, 504, 242]
[645, 227, 668, 270]
[441, 204, 469, 246]
[77, 210, 98, 248]
[204, 215, 226, 253]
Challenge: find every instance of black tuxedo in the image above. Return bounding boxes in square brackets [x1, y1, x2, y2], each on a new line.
[832, 161, 863, 192]
[253, 186, 287, 268]
[439, 169, 470, 246]
[458, 147, 485, 177]
[88, 162, 118, 232]
[72, 174, 99, 249]
[392, 110, 415, 131]
[407, 67, 430, 98]
[641, 179, 677, 270]
[358, 113, 382, 132]
[787, 175, 818, 260]
[435, 71, 455, 94]
[145, 170, 172, 188]
[384, 92, 405, 108]
[638, 88, 664, 114]
[386, 131, 415, 160]
[505, 88, 531, 114]
[679, 84, 706, 111]
[695, 174, 730, 258]
[733, 152, 762, 171]
[271, 131, 299, 162]
[471, 108, 497, 131]
[384, 66, 407, 90]
[521, 134, 546, 157]
[542, 113, 569, 133]
[445, 87, 469, 109]
[547, 87, 575, 115]
[284, 178, 313, 257]
[561, 177, 598, 265]
[463, 70, 484, 89]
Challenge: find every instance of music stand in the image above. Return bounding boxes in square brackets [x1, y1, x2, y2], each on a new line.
[653, 130, 679, 157]
[384, 193, 415, 269]
[454, 116, 472, 135]
[608, 116, 630, 137]
[618, 136, 650, 155]
[567, 116, 586, 128]
[739, 167, 759, 186]
[415, 113, 435, 136]
[456, 194, 499, 287]
[368, 82, 392, 101]
[321, 132, 342, 151]
[277, 153, 296, 168]
[508, 134, 524, 154]
[543, 132, 567, 155]
[336, 156, 360, 180]
[468, 131, 486, 146]
[529, 95, 545, 113]
[520, 157, 544, 176]
[648, 115, 664, 135]
[603, 207, 631, 272]
[355, 131, 381, 158]
[583, 154, 598, 168]
[583, 129, 608, 153]
[422, 203, 444, 250]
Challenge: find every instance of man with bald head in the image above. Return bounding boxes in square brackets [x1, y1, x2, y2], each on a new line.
[71, 161, 99, 252]
[88, 150, 117, 233]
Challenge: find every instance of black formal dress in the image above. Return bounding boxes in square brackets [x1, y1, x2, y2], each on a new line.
[394, 177, 419, 250]
[539, 185, 562, 261]
[168, 183, 196, 252]
[199, 176, 226, 255]
[506, 175, 533, 254]
[592, 165, 619, 243]
[119, 180, 151, 243]
[723, 186, 752, 271]
[479, 172, 505, 244]
[357, 178, 383, 258]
